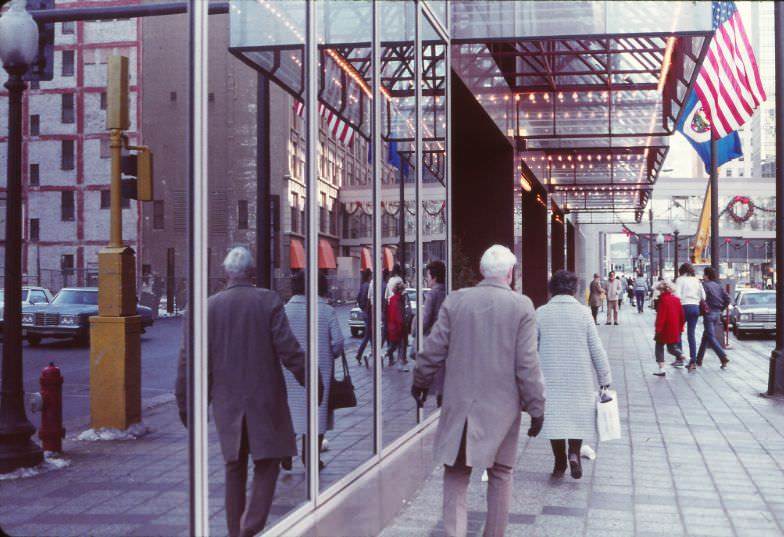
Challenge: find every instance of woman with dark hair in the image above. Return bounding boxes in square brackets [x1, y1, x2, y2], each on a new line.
[536, 270, 612, 479]
[386, 280, 411, 371]
[696, 266, 730, 370]
[282, 270, 344, 470]
[354, 268, 373, 367]
[674, 262, 705, 369]
[423, 260, 448, 405]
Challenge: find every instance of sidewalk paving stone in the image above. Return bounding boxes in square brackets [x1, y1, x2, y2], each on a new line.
[380, 307, 784, 537]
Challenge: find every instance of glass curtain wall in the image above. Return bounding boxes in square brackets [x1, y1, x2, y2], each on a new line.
[189, 1, 452, 534]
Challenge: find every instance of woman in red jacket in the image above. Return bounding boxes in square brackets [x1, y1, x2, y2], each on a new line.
[653, 280, 688, 377]
[386, 281, 408, 370]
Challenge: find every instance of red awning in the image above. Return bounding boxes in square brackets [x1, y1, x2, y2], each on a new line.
[290, 238, 305, 270]
[318, 239, 337, 270]
[360, 247, 372, 271]
[382, 247, 394, 272]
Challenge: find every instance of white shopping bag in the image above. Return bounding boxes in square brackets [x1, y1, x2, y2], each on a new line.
[597, 389, 621, 442]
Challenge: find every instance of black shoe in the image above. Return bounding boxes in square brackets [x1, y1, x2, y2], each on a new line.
[281, 457, 292, 471]
[653, 370, 666, 377]
[552, 461, 567, 477]
[355, 355, 363, 367]
[720, 358, 729, 369]
[614, 322, 619, 325]
[568, 453, 582, 479]
[605, 322, 612, 325]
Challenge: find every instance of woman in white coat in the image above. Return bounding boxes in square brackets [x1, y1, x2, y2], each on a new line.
[537, 270, 612, 479]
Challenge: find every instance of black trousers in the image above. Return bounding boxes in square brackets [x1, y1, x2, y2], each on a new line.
[550, 439, 583, 467]
[590, 306, 599, 322]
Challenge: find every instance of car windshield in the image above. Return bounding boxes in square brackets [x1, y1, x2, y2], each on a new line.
[0, 290, 28, 302]
[52, 290, 98, 306]
[740, 293, 776, 306]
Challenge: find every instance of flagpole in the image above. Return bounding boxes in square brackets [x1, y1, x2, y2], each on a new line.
[768, 0, 784, 395]
[710, 132, 719, 274]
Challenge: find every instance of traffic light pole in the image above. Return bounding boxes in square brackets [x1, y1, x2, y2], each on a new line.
[89, 56, 142, 429]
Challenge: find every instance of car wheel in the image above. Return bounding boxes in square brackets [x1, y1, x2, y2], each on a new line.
[351, 328, 360, 338]
[27, 335, 41, 347]
[733, 326, 744, 339]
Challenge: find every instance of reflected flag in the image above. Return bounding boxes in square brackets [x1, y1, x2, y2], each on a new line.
[293, 100, 355, 146]
[694, 1, 766, 139]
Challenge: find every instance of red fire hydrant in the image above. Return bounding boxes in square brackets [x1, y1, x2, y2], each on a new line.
[39, 362, 65, 452]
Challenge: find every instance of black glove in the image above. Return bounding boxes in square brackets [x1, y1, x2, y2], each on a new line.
[527, 415, 544, 437]
[411, 385, 428, 408]
[179, 410, 187, 428]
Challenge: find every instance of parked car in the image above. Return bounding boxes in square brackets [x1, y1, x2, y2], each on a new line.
[0, 286, 54, 331]
[22, 287, 154, 346]
[729, 289, 776, 338]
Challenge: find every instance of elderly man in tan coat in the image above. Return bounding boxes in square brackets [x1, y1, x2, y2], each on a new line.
[176, 247, 307, 537]
[412, 244, 546, 537]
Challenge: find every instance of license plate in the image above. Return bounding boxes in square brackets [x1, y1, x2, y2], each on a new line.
[765, 323, 776, 330]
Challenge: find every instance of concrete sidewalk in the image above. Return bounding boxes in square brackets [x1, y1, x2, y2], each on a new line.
[381, 307, 784, 537]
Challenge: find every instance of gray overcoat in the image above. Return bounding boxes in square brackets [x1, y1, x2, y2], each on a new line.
[536, 295, 612, 440]
[414, 281, 546, 469]
[283, 295, 344, 435]
[175, 284, 306, 463]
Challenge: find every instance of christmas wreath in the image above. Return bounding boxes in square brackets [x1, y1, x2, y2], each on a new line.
[727, 196, 754, 223]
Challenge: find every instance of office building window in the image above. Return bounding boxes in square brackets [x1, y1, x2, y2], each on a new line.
[329, 197, 337, 235]
[62, 21, 75, 35]
[30, 114, 39, 136]
[320, 192, 327, 233]
[100, 189, 111, 209]
[62, 50, 75, 77]
[100, 137, 111, 159]
[100, 92, 107, 110]
[61, 254, 74, 274]
[238, 200, 249, 230]
[153, 200, 165, 230]
[29, 164, 39, 186]
[291, 192, 299, 233]
[61, 191, 75, 221]
[61, 140, 75, 170]
[62, 93, 75, 123]
[30, 219, 39, 242]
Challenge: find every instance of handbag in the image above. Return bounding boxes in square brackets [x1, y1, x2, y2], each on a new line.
[597, 388, 621, 442]
[328, 352, 357, 410]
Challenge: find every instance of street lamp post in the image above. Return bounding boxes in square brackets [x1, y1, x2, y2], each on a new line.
[656, 232, 665, 280]
[673, 227, 680, 279]
[0, 0, 44, 472]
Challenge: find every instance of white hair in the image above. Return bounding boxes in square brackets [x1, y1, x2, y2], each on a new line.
[223, 246, 253, 278]
[479, 244, 517, 280]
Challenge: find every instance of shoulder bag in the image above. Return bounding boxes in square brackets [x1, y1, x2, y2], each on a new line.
[329, 352, 357, 410]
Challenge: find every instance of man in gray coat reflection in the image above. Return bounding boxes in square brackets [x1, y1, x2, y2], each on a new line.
[412, 245, 546, 537]
[176, 246, 306, 537]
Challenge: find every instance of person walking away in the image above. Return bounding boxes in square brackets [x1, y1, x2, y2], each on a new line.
[386, 281, 410, 370]
[537, 270, 612, 479]
[652, 280, 687, 377]
[283, 271, 344, 470]
[674, 263, 705, 369]
[626, 275, 635, 306]
[603, 271, 622, 325]
[696, 267, 730, 370]
[354, 268, 372, 367]
[588, 273, 604, 325]
[411, 245, 545, 537]
[422, 260, 447, 406]
[618, 275, 627, 311]
[175, 247, 308, 537]
[633, 271, 648, 313]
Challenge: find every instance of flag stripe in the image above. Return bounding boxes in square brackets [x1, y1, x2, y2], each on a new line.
[695, 1, 766, 139]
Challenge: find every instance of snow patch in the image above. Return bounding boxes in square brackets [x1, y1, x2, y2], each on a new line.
[0, 452, 71, 481]
[77, 422, 151, 441]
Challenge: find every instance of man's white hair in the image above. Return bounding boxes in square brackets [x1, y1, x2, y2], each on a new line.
[479, 244, 517, 280]
[223, 246, 253, 278]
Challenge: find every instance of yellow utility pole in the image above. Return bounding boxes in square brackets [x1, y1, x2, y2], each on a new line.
[89, 56, 153, 430]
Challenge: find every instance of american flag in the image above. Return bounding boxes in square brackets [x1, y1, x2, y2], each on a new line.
[293, 100, 355, 146]
[694, 1, 766, 139]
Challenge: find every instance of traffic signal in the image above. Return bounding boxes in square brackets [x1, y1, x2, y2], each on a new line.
[23, 0, 55, 83]
[120, 149, 153, 201]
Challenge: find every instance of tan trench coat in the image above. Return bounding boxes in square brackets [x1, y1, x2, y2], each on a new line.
[176, 284, 306, 462]
[413, 281, 545, 469]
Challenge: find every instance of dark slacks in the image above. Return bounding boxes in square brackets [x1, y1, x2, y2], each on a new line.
[635, 290, 646, 313]
[225, 419, 281, 537]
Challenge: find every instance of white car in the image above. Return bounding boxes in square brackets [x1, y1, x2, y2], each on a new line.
[0, 286, 54, 330]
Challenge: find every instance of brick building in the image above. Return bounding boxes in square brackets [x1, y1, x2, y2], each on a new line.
[0, 0, 142, 292]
